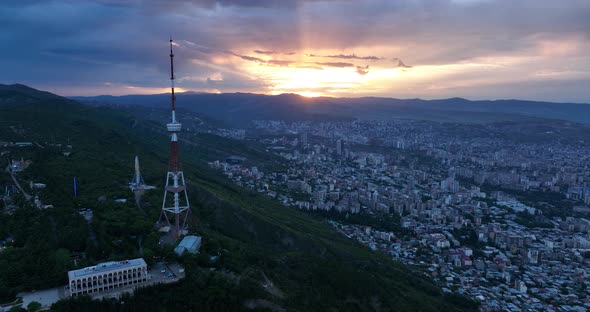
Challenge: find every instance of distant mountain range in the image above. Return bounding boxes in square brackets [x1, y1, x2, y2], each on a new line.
[71, 91, 590, 125]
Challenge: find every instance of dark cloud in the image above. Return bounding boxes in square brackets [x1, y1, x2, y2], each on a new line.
[266, 51, 296, 56]
[315, 62, 355, 68]
[311, 53, 382, 60]
[230, 52, 294, 66]
[267, 60, 294, 66]
[233, 54, 265, 63]
[2, 0, 55, 7]
[393, 58, 412, 68]
[94, 0, 138, 7]
[254, 50, 277, 55]
[298, 65, 324, 70]
[186, 0, 298, 9]
[356, 65, 369, 75]
[252, 50, 297, 57]
[157, 0, 348, 10]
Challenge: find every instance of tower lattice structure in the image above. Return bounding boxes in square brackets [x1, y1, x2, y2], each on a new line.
[159, 38, 190, 240]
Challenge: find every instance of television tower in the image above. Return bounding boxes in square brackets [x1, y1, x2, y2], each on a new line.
[159, 38, 191, 240]
[129, 156, 146, 192]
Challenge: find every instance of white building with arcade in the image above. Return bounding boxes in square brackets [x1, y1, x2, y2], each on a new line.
[67, 258, 150, 297]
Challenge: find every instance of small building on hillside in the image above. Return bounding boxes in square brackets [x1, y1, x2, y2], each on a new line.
[174, 235, 202, 256]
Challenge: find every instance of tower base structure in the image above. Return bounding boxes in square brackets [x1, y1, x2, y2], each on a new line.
[159, 170, 190, 240]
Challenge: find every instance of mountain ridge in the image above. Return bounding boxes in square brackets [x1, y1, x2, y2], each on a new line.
[68, 89, 590, 125]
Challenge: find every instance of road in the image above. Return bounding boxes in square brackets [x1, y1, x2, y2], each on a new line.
[5, 165, 31, 201]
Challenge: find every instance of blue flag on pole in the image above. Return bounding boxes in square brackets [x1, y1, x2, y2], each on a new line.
[73, 177, 77, 198]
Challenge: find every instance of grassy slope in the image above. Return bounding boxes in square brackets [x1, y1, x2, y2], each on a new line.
[0, 85, 477, 311]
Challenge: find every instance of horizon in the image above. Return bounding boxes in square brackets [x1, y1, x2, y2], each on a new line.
[6, 82, 590, 105]
[1, 1, 589, 102]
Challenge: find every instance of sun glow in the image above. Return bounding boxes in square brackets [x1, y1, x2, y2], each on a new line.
[192, 43, 565, 98]
[245, 64, 369, 96]
[293, 91, 324, 97]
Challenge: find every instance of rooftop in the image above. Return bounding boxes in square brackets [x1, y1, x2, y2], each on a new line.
[175, 235, 202, 256]
[68, 258, 146, 279]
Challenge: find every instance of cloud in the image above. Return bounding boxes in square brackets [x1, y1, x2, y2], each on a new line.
[356, 65, 370, 75]
[233, 54, 265, 63]
[254, 50, 277, 55]
[181, 42, 296, 67]
[182, 40, 221, 53]
[183, 0, 301, 9]
[267, 60, 294, 66]
[296, 65, 324, 70]
[254, 50, 297, 56]
[393, 58, 412, 68]
[0, 0, 589, 101]
[315, 62, 355, 68]
[311, 53, 382, 60]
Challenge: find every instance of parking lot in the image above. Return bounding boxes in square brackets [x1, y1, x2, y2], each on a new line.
[149, 261, 185, 284]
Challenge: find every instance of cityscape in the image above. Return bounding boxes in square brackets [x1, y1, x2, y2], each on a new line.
[1, 0, 590, 311]
[210, 118, 590, 311]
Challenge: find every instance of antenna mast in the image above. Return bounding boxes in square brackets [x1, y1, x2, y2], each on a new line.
[159, 38, 191, 240]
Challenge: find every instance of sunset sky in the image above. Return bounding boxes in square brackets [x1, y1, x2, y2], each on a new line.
[1, 0, 590, 102]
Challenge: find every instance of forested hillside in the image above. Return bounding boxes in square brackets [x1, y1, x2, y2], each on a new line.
[0, 84, 477, 311]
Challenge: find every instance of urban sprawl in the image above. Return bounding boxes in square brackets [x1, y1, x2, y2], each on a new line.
[211, 119, 590, 312]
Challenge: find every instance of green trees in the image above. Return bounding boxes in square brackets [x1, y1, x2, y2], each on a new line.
[26, 301, 41, 312]
[0, 205, 84, 302]
[514, 211, 554, 229]
[312, 209, 402, 232]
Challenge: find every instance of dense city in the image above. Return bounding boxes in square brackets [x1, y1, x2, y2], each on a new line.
[211, 119, 590, 311]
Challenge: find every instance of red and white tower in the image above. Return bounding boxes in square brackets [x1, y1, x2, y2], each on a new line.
[159, 38, 190, 240]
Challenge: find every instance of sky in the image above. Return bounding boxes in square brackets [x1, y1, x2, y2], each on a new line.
[1, 0, 589, 102]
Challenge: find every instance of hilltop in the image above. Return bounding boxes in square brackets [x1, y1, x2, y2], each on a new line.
[0, 84, 478, 311]
[72, 91, 590, 125]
